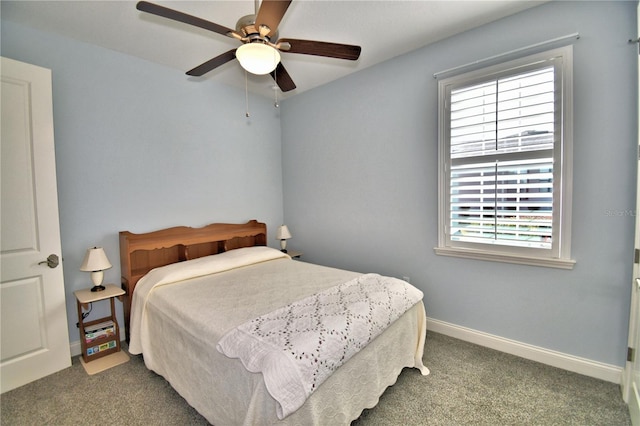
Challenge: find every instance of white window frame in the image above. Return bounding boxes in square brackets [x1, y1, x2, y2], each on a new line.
[435, 46, 575, 269]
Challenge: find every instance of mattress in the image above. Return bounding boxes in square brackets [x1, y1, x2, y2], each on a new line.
[128, 247, 428, 425]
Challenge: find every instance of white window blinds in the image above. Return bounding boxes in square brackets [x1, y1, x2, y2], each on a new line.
[448, 66, 557, 249]
[450, 67, 555, 159]
[450, 158, 554, 248]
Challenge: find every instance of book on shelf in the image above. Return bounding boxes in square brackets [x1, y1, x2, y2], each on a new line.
[86, 340, 116, 356]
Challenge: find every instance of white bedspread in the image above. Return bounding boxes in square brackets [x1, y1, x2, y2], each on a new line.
[128, 246, 429, 424]
[217, 273, 423, 419]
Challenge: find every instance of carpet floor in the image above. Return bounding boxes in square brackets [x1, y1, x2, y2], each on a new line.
[0, 332, 631, 425]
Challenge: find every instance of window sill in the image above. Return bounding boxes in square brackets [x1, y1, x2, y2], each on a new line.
[434, 246, 575, 270]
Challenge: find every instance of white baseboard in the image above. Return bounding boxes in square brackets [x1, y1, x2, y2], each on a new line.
[70, 340, 82, 357]
[427, 317, 622, 384]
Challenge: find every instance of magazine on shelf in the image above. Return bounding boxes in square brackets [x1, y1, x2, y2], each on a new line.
[85, 320, 115, 343]
[84, 319, 114, 333]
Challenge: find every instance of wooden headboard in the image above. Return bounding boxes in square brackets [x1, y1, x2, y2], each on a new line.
[119, 220, 267, 341]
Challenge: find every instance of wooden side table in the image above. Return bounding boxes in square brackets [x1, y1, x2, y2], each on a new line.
[74, 283, 129, 374]
[287, 250, 303, 259]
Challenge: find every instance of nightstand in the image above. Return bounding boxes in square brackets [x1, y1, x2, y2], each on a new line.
[287, 250, 302, 259]
[74, 283, 129, 374]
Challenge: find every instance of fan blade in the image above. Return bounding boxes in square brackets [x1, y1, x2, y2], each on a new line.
[255, 0, 292, 38]
[136, 1, 238, 38]
[186, 49, 237, 76]
[278, 39, 361, 60]
[270, 63, 296, 92]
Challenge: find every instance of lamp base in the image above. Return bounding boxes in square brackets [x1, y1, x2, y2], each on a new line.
[90, 285, 106, 292]
[280, 249, 288, 253]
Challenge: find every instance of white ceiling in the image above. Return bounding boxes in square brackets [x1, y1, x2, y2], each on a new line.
[1, 0, 545, 99]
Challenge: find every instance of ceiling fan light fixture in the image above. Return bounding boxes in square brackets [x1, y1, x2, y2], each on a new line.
[236, 43, 281, 75]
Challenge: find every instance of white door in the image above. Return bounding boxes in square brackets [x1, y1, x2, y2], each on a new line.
[1, 57, 71, 393]
[625, 4, 640, 423]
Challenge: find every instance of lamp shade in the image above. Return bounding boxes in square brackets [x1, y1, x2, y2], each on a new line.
[80, 247, 112, 272]
[236, 43, 281, 75]
[276, 225, 292, 240]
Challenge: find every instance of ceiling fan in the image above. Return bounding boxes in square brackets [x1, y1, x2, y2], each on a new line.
[136, 0, 362, 92]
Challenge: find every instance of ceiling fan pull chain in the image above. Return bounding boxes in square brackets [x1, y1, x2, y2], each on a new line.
[274, 65, 279, 108]
[274, 86, 279, 108]
[245, 70, 250, 118]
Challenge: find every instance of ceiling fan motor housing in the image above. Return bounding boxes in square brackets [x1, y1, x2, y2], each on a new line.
[236, 14, 278, 43]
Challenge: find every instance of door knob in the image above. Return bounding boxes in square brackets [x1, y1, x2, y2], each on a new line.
[38, 254, 59, 268]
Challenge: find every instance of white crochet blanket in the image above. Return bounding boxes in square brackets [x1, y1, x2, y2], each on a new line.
[216, 273, 424, 419]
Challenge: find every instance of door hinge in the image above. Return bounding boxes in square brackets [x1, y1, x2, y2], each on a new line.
[628, 347, 635, 362]
[635, 248, 640, 264]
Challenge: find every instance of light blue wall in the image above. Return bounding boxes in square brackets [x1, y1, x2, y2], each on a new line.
[1, 20, 284, 342]
[2, 1, 637, 368]
[281, 1, 638, 366]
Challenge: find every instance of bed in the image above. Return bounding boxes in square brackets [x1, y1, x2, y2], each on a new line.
[120, 220, 429, 425]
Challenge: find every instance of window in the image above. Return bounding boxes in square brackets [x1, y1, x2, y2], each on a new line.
[435, 47, 575, 269]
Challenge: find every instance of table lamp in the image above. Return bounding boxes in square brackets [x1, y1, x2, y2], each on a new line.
[276, 225, 292, 253]
[80, 247, 112, 292]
